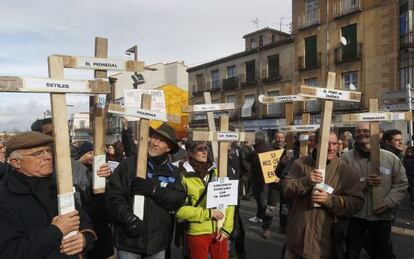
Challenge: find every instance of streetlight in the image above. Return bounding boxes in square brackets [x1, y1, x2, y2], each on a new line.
[125, 45, 138, 62]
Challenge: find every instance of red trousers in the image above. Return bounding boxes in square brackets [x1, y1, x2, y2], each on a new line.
[187, 234, 228, 259]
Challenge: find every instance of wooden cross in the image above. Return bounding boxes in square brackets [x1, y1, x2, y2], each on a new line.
[258, 92, 315, 150]
[0, 57, 111, 237]
[182, 92, 235, 164]
[192, 115, 254, 229]
[298, 72, 362, 206]
[337, 98, 412, 210]
[107, 92, 165, 219]
[54, 37, 145, 194]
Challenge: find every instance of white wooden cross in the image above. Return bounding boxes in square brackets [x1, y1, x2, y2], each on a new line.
[0, 56, 111, 237]
[337, 98, 412, 210]
[107, 91, 176, 220]
[53, 37, 145, 194]
[192, 115, 254, 229]
[258, 92, 315, 151]
[182, 92, 235, 164]
[298, 72, 362, 206]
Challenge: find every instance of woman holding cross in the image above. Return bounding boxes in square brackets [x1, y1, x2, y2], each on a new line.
[176, 140, 234, 259]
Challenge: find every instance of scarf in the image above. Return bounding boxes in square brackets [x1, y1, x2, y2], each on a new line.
[189, 158, 211, 179]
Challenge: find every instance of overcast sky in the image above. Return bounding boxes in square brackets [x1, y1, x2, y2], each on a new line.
[0, 0, 291, 131]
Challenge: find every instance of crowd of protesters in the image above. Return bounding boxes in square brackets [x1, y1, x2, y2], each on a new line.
[0, 116, 412, 259]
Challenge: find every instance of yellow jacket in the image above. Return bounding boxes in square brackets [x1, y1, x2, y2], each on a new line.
[176, 161, 234, 237]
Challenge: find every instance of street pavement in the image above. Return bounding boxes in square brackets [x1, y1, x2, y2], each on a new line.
[172, 194, 414, 259]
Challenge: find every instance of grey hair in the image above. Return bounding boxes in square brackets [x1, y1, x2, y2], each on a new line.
[255, 131, 267, 143]
[8, 150, 21, 160]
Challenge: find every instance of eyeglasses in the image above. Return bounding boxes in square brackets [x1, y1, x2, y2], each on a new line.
[22, 148, 52, 158]
[194, 146, 209, 153]
[328, 142, 338, 146]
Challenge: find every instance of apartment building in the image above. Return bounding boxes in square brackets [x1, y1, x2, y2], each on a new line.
[187, 27, 294, 136]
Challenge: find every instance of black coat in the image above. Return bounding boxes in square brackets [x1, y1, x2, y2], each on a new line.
[0, 165, 94, 259]
[105, 155, 186, 256]
[249, 141, 274, 185]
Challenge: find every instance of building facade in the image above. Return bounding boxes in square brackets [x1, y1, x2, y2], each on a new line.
[187, 28, 294, 137]
[69, 112, 91, 145]
[293, 0, 400, 122]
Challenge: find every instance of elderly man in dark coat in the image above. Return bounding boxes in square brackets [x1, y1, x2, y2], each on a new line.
[0, 132, 96, 259]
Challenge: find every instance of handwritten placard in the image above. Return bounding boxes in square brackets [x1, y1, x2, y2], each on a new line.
[258, 149, 284, 184]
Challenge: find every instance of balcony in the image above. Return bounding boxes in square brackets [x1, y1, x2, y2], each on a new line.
[206, 81, 221, 92]
[222, 77, 238, 90]
[334, 101, 361, 111]
[303, 100, 322, 113]
[240, 74, 258, 87]
[401, 32, 414, 49]
[192, 83, 205, 95]
[297, 12, 320, 30]
[261, 68, 282, 83]
[298, 52, 321, 71]
[262, 103, 284, 117]
[333, 0, 362, 18]
[334, 43, 362, 64]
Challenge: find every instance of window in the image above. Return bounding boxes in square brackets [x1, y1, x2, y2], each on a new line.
[400, 52, 414, 89]
[211, 70, 219, 89]
[250, 38, 258, 48]
[245, 60, 256, 83]
[267, 55, 280, 79]
[341, 24, 357, 59]
[227, 65, 236, 78]
[242, 94, 256, 118]
[342, 72, 358, 90]
[305, 35, 317, 68]
[304, 78, 319, 86]
[267, 90, 282, 115]
[80, 121, 85, 129]
[212, 99, 220, 104]
[196, 74, 204, 91]
[272, 34, 276, 42]
[259, 35, 264, 47]
[305, 0, 318, 24]
[226, 95, 236, 106]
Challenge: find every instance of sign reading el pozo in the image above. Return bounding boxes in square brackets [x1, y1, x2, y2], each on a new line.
[206, 178, 239, 209]
[258, 149, 284, 184]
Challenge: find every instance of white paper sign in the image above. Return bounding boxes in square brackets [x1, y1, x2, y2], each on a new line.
[206, 178, 239, 209]
[357, 112, 407, 122]
[193, 104, 222, 112]
[217, 132, 239, 141]
[258, 94, 314, 103]
[125, 107, 168, 121]
[301, 87, 358, 102]
[58, 190, 77, 238]
[92, 155, 106, 190]
[108, 161, 120, 173]
[75, 57, 127, 71]
[133, 195, 145, 220]
[278, 125, 320, 132]
[23, 77, 91, 93]
[124, 89, 167, 121]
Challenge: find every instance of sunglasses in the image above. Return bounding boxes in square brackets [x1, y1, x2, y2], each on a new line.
[194, 145, 209, 153]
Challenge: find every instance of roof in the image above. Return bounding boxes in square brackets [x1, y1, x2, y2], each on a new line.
[242, 27, 291, 39]
[187, 37, 294, 72]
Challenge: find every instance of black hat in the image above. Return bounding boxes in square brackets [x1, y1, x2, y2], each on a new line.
[6, 131, 53, 158]
[79, 142, 93, 158]
[31, 118, 52, 132]
[149, 123, 179, 154]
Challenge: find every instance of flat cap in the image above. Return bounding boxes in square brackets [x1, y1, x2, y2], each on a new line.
[6, 131, 54, 158]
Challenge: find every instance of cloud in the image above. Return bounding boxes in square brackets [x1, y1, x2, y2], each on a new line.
[0, 0, 291, 131]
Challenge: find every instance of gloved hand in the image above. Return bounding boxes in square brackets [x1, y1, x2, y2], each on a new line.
[125, 213, 146, 237]
[130, 177, 155, 196]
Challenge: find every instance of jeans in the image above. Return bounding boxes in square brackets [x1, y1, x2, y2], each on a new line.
[252, 183, 273, 230]
[117, 250, 165, 259]
[346, 218, 392, 259]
